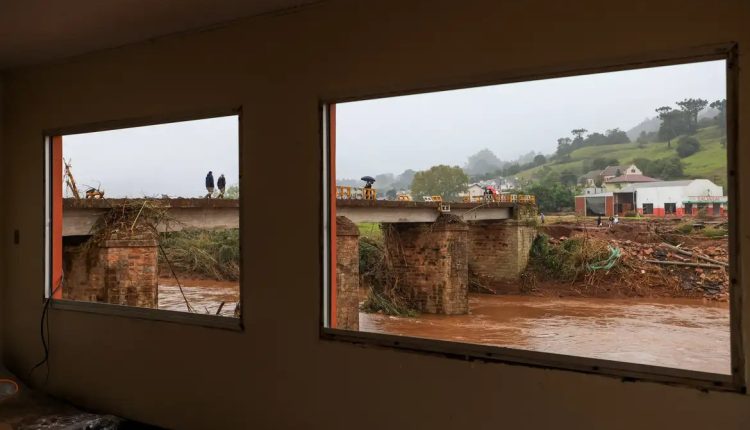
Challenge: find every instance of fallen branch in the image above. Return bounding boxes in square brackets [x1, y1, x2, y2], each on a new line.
[645, 259, 725, 269]
[659, 242, 728, 267]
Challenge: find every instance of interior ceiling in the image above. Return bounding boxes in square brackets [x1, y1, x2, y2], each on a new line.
[0, 0, 317, 70]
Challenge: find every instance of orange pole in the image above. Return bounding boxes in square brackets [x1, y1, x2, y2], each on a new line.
[329, 104, 337, 328]
[52, 136, 63, 298]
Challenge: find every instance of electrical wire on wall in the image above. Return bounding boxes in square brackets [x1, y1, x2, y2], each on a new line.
[29, 275, 63, 385]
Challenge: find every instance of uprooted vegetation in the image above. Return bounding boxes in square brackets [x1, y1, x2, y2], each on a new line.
[159, 228, 240, 281]
[527, 220, 729, 300]
[358, 228, 418, 317]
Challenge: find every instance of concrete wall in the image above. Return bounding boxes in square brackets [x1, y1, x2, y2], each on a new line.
[1, 1, 749, 428]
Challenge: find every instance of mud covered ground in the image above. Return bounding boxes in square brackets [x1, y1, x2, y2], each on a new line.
[518, 218, 729, 300]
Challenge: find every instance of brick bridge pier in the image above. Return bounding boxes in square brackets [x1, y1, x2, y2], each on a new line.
[333, 200, 537, 328]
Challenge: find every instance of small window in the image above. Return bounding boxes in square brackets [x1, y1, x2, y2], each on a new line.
[323, 54, 737, 388]
[46, 114, 241, 321]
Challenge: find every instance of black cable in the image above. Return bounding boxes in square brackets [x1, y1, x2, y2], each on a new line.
[29, 276, 63, 384]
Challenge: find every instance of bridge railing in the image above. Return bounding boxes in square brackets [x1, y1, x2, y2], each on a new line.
[336, 186, 377, 200]
[462, 194, 536, 204]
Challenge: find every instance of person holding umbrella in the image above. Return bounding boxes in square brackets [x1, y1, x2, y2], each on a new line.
[361, 175, 375, 189]
[361, 176, 376, 200]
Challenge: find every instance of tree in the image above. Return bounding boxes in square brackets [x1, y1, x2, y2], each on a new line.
[410, 165, 469, 201]
[659, 157, 684, 179]
[559, 170, 578, 187]
[710, 99, 727, 131]
[393, 169, 416, 189]
[655, 106, 689, 147]
[676, 136, 700, 158]
[464, 149, 505, 175]
[556, 137, 573, 156]
[676, 98, 708, 132]
[533, 154, 547, 166]
[385, 189, 398, 200]
[636, 130, 649, 147]
[632, 157, 683, 180]
[526, 182, 574, 213]
[571, 128, 587, 140]
[224, 184, 239, 199]
[586, 157, 619, 171]
[605, 128, 630, 144]
[570, 129, 587, 148]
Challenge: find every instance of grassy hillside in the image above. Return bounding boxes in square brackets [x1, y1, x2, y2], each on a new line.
[518, 126, 727, 186]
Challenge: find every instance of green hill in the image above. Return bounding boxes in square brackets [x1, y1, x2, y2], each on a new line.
[517, 125, 727, 186]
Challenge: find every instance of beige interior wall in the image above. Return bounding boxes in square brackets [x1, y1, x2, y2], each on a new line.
[0, 75, 4, 360]
[1, 1, 749, 428]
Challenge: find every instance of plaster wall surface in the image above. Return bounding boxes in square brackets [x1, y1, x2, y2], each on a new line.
[1, 1, 749, 428]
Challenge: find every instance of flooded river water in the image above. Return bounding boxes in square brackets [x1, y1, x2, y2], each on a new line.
[159, 279, 239, 317]
[360, 294, 730, 374]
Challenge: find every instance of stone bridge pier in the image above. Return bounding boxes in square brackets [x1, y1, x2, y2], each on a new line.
[62, 232, 159, 308]
[467, 220, 537, 293]
[383, 214, 469, 315]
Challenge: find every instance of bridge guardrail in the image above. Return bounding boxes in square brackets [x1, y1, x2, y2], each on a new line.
[336, 186, 377, 200]
[462, 194, 536, 204]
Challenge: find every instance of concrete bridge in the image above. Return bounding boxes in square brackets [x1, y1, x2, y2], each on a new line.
[62, 198, 239, 236]
[332, 201, 538, 331]
[335, 200, 517, 223]
[63, 198, 522, 235]
[60, 197, 538, 328]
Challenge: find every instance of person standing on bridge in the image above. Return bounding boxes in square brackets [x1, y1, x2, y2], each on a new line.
[217, 174, 226, 198]
[205, 171, 215, 198]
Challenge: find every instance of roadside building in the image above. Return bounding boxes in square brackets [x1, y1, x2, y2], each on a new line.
[617, 179, 726, 216]
[601, 164, 641, 181]
[461, 183, 485, 199]
[575, 178, 727, 217]
[603, 173, 658, 191]
[575, 192, 615, 216]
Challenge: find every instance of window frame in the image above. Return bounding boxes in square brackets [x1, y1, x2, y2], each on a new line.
[43, 107, 244, 331]
[320, 43, 743, 391]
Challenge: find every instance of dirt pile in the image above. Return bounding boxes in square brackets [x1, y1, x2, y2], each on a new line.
[616, 239, 728, 300]
[530, 221, 729, 300]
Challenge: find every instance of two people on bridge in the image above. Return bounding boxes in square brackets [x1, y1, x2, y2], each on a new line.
[205, 171, 226, 198]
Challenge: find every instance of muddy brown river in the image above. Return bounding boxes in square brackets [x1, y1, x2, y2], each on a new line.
[158, 281, 730, 374]
[360, 294, 730, 374]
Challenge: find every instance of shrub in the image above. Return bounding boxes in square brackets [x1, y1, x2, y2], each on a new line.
[159, 228, 240, 281]
[676, 136, 700, 158]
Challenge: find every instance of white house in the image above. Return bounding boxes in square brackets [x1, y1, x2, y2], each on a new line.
[615, 179, 726, 216]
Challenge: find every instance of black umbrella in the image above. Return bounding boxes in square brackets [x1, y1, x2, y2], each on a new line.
[361, 176, 376, 183]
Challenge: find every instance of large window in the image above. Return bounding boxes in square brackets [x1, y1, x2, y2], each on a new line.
[323, 51, 739, 389]
[46, 114, 241, 323]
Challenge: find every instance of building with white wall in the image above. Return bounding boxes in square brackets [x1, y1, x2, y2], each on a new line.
[617, 179, 726, 216]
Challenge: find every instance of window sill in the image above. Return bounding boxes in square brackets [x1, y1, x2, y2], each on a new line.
[321, 327, 741, 393]
[51, 299, 243, 331]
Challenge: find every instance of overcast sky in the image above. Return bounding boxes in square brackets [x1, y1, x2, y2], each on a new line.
[63, 115, 239, 198]
[336, 60, 726, 179]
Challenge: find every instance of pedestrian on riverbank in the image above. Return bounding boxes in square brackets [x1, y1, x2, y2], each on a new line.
[205, 171, 214, 198]
[597, 214, 602, 227]
[217, 174, 226, 198]
[540, 212, 545, 224]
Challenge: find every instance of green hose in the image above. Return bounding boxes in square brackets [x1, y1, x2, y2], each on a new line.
[587, 246, 621, 271]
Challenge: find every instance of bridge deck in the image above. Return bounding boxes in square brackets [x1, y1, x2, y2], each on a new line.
[62, 198, 239, 236]
[335, 199, 523, 223]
